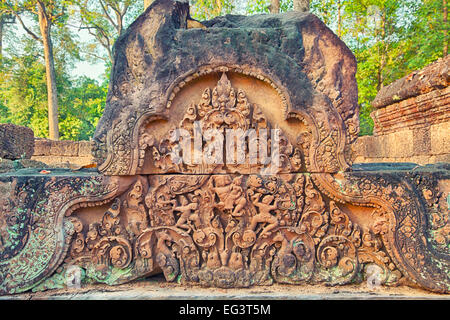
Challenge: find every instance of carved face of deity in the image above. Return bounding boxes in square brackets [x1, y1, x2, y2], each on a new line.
[247, 175, 263, 188]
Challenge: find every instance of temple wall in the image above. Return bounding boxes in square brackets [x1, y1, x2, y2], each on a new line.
[31, 138, 94, 167]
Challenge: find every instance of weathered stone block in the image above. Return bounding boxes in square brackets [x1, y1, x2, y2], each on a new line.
[92, 0, 358, 175]
[0, 123, 34, 160]
[431, 122, 450, 155]
[413, 127, 432, 155]
[33, 138, 52, 156]
[365, 135, 384, 157]
[78, 141, 93, 157]
[49, 140, 79, 157]
[18, 159, 48, 169]
[372, 80, 449, 137]
[436, 154, 450, 163]
[385, 130, 414, 158]
[0, 158, 14, 173]
[352, 136, 385, 160]
[30, 156, 65, 167]
[372, 55, 450, 109]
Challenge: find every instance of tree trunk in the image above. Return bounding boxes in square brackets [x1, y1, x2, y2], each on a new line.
[0, 14, 15, 63]
[270, 0, 280, 13]
[293, 0, 309, 12]
[38, 5, 59, 140]
[0, 16, 4, 61]
[377, 10, 387, 92]
[444, 0, 448, 56]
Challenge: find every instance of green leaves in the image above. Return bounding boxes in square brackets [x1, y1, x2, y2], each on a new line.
[311, 0, 447, 135]
[59, 76, 107, 140]
[190, 0, 236, 20]
[70, 0, 144, 65]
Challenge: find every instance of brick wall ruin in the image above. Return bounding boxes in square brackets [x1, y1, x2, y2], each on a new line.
[31, 138, 94, 167]
[353, 55, 449, 165]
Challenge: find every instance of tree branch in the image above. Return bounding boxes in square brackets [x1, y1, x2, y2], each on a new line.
[82, 50, 108, 63]
[6, 4, 42, 43]
[121, 3, 130, 17]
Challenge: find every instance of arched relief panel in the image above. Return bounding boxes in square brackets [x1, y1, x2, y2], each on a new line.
[3, 1, 448, 295]
[0, 175, 122, 294]
[137, 70, 312, 175]
[95, 65, 352, 176]
[56, 175, 161, 288]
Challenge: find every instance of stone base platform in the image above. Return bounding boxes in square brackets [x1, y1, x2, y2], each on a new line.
[1, 275, 448, 300]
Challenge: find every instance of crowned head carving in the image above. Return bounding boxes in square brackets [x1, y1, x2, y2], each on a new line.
[212, 73, 236, 110]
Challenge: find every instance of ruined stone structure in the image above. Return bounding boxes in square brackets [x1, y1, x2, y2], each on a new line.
[0, 0, 449, 295]
[354, 56, 450, 164]
[32, 139, 94, 167]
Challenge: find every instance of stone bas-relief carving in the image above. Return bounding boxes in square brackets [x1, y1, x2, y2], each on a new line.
[0, 0, 449, 295]
[0, 173, 121, 293]
[140, 173, 395, 288]
[2, 166, 448, 293]
[92, 0, 358, 176]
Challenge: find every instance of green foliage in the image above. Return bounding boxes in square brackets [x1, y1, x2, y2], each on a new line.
[191, 0, 236, 20]
[70, 0, 144, 64]
[0, 39, 48, 137]
[59, 76, 107, 140]
[245, 0, 293, 14]
[402, 0, 448, 71]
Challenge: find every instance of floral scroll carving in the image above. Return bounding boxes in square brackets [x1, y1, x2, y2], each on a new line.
[0, 176, 120, 294]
